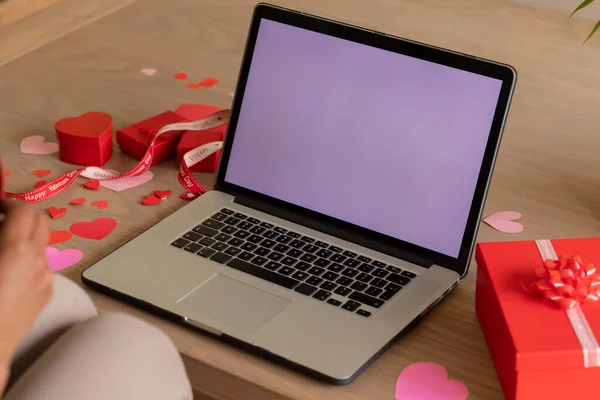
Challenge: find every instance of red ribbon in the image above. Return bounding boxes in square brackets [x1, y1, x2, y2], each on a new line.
[524, 254, 600, 309]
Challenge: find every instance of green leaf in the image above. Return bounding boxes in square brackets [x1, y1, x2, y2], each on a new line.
[571, 0, 596, 18]
[583, 19, 600, 44]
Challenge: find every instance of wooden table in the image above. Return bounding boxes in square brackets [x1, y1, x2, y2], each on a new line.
[1, 0, 600, 398]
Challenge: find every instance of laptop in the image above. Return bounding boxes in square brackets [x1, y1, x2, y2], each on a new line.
[82, 3, 516, 384]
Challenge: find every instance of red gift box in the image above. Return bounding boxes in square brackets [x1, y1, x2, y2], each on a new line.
[116, 111, 188, 165]
[55, 112, 113, 167]
[174, 104, 226, 173]
[475, 238, 600, 400]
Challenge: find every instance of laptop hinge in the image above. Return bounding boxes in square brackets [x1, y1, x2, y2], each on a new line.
[233, 195, 433, 269]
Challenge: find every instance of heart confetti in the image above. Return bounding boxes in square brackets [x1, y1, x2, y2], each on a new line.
[174, 72, 187, 80]
[3, 171, 10, 177]
[45, 246, 83, 272]
[33, 180, 47, 189]
[154, 190, 172, 200]
[83, 179, 100, 190]
[91, 200, 109, 209]
[20, 135, 59, 155]
[70, 218, 117, 240]
[141, 68, 156, 76]
[186, 82, 204, 89]
[483, 211, 523, 234]
[48, 230, 72, 245]
[181, 192, 199, 201]
[69, 198, 86, 205]
[99, 171, 153, 192]
[33, 169, 51, 177]
[395, 362, 468, 400]
[201, 77, 219, 87]
[141, 194, 161, 205]
[48, 207, 67, 219]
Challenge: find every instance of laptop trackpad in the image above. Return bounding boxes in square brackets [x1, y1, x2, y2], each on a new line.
[177, 274, 291, 332]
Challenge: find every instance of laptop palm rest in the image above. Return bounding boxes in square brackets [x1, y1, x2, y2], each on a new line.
[176, 274, 291, 332]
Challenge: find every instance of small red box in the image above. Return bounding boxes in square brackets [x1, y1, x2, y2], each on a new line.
[55, 112, 113, 167]
[475, 238, 600, 400]
[174, 104, 226, 173]
[116, 111, 188, 165]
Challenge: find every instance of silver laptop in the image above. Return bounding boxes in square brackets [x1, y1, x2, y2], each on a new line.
[83, 3, 516, 384]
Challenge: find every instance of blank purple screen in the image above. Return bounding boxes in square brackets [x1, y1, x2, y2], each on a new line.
[225, 19, 503, 258]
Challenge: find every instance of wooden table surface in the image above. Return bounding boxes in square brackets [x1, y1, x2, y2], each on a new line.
[1, 0, 600, 398]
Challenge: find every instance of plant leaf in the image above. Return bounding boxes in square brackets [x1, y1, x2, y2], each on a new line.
[583, 19, 600, 44]
[571, 0, 596, 18]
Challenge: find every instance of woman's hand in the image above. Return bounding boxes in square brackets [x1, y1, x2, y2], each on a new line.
[0, 200, 52, 366]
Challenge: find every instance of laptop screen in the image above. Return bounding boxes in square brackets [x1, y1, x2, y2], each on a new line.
[224, 18, 504, 258]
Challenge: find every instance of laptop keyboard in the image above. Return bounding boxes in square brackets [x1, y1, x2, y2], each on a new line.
[170, 208, 417, 318]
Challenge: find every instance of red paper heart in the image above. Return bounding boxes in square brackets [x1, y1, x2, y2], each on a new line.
[33, 180, 47, 189]
[174, 72, 187, 80]
[141, 194, 161, 205]
[91, 200, 109, 209]
[55, 112, 112, 140]
[154, 190, 172, 199]
[181, 192, 199, 201]
[3, 171, 9, 177]
[48, 230, 72, 245]
[70, 218, 117, 240]
[33, 169, 51, 177]
[202, 77, 219, 87]
[69, 197, 86, 205]
[186, 82, 204, 89]
[48, 207, 67, 219]
[83, 180, 100, 190]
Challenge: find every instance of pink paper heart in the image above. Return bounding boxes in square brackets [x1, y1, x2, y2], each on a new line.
[141, 68, 156, 76]
[45, 246, 83, 272]
[483, 211, 523, 233]
[395, 362, 468, 400]
[20, 135, 59, 155]
[99, 171, 153, 192]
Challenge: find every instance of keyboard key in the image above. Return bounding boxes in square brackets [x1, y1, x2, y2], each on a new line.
[203, 219, 224, 230]
[315, 241, 328, 248]
[328, 263, 344, 273]
[221, 208, 234, 215]
[322, 272, 339, 281]
[197, 248, 216, 258]
[350, 281, 368, 292]
[357, 309, 372, 318]
[349, 292, 384, 308]
[401, 271, 417, 279]
[247, 234, 263, 244]
[211, 213, 228, 221]
[313, 290, 331, 301]
[343, 250, 357, 258]
[289, 240, 305, 249]
[214, 233, 231, 242]
[238, 221, 253, 230]
[241, 242, 258, 251]
[337, 277, 353, 286]
[357, 255, 372, 263]
[267, 252, 284, 261]
[372, 260, 386, 268]
[302, 245, 319, 254]
[233, 213, 247, 220]
[212, 242, 228, 252]
[329, 245, 343, 253]
[357, 263, 374, 273]
[300, 253, 317, 263]
[263, 230, 279, 239]
[264, 261, 281, 271]
[330, 254, 347, 263]
[314, 258, 331, 268]
[183, 231, 202, 241]
[379, 290, 398, 301]
[250, 256, 267, 266]
[260, 239, 277, 248]
[371, 278, 387, 288]
[300, 236, 315, 243]
[227, 238, 244, 247]
[387, 273, 411, 285]
[386, 265, 402, 274]
[295, 261, 311, 271]
[334, 286, 352, 296]
[307, 276, 324, 286]
[224, 247, 242, 256]
[199, 237, 216, 246]
[287, 231, 301, 239]
[279, 266, 294, 276]
[261, 222, 275, 229]
[316, 249, 333, 258]
[343, 259, 360, 268]
[210, 252, 232, 264]
[253, 247, 270, 256]
[342, 300, 361, 312]
[276, 235, 292, 244]
[273, 226, 286, 233]
[233, 230, 251, 239]
[386, 283, 402, 292]
[247, 217, 261, 224]
[171, 238, 190, 248]
[327, 298, 342, 307]
[366, 286, 383, 297]
[308, 266, 325, 276]
[193, 225, 218, 237]
[224, 217, 241, 225]
[273, 244, 290, 253]
[280, 256, 297, 266]
[341, 268, 359, 278]
[287, 249, 303, 258]
[292, 271, 309, 281]
[250, 225, 266, 234]
[184, 243, 203, 253]
[372, 268, 389, 278]
[356, 273, 373, 283]
[295, 283, 317, 296]
[238, 251, 254, 261]
[227, 258, 299, 289]
[320, 281, 337, 291]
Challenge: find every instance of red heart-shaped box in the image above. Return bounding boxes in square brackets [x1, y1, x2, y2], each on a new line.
[116, 111, 188, 165]
[174, 104, 227, 173]
[55, 112, 113, 167]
